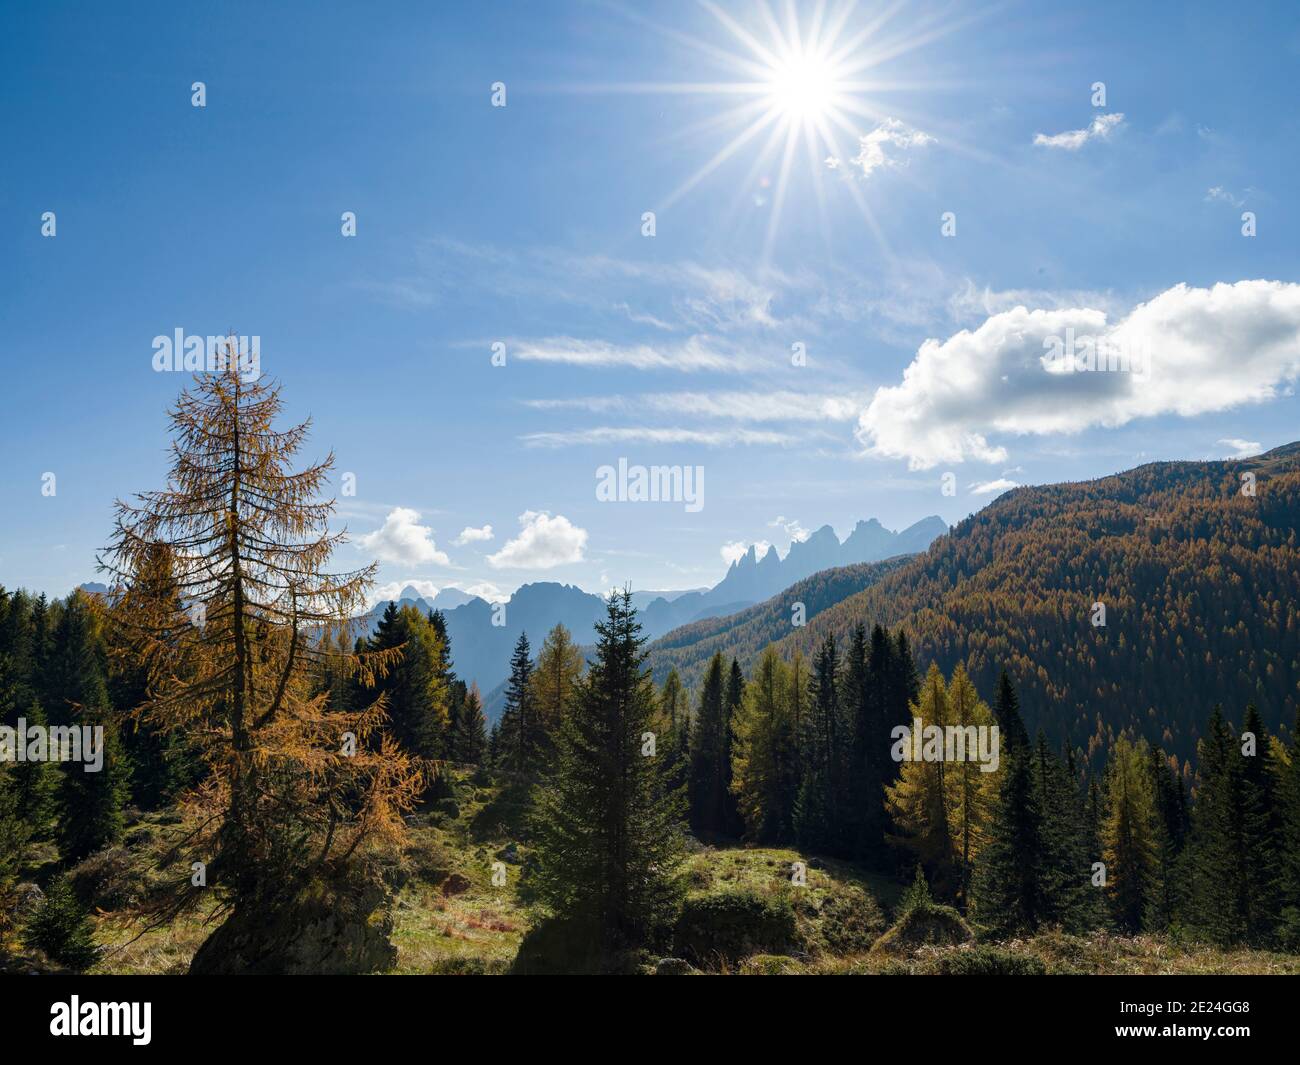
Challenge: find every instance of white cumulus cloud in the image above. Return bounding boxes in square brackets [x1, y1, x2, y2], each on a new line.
[453, 524, 494, 545]
[486, 511, 588, 570]
[856, 280, 1300, 469]
[368, 579, 440, 607]
[720, 539, 772, 565]
[460, 581, 509, 603]
[828, 118, 934, 178]
[358, 508, 450, 566]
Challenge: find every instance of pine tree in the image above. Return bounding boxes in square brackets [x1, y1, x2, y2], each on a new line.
[1034, 734, 1104, 932]
[1278, 708, 1300, 948]
[0, 660, 57, 835]
[457, 682, 488, 765]
[531, 623, 584, 742]
[794, 634, 844, 855]
[444, 679, 466, 761]
[30, 594, 55, 710]
[885, 662, 957, 897]
[688, 653, 730, 839]
[992, 669, 1029, 751]
[942, 664, 999, 905]
[365, 603, 449, 761]
[891, 631, 921, 715]
[788, 648, 808, 738]
[731, 646, 797, 842]
[843, 623, 872, 856]
[723, 658, 745, 835]
[529, 592, 685, 960]
[0, 590, 37, 707]
[105, 542, 195, 808]
[1099, 734, 1163, 932]
[1183, 706, 1280, 944]
[1238, 705, 1281, 942]
[971, 672, 1043, 936]
[857, 624, 900, 866]
[427, 608, 457, 714]
[25, 874, 100, 970]
[1085, 774, 1104, 859]
[496, 632, 541, 777]
[659, 669, 690, 799]
[100, 355, 422, 946]
[50, 592, 129, 863]
[1147, 744, 1189, 930]
[0, 761, 32, 931]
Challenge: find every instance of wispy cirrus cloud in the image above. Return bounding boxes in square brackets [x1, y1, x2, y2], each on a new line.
[512, 335, 763, 373]
[1205, 185, 1258, 210]
[524, 390, 863, 422]
[1218, 438, 1262, 458]
[361, 237, 803, 333]
[946, 279, 1123, 322]
[520, 426, 800, 448]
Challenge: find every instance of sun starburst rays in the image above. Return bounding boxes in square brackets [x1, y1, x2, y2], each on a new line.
[570, 1, 985, 264]
[605, 0, 950, 264]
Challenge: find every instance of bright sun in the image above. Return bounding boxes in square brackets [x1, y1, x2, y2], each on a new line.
[767, 51, 839, 124]
[599, 1, 956, 259]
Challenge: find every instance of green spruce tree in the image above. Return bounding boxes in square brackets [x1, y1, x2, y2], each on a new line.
[496, 632, 541, 778]
[529, 592, 685, 963]
[688, 653, 730, 839]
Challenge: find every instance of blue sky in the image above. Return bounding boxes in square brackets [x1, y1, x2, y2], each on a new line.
[3, 0, 1299, 603]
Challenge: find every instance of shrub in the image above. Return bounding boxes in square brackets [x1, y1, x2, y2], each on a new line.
[402, 836, 452, 886]
[26, 876, 100, 971]
[926, 945, 1047, 975]
[511, 914, 642, 975]
[738, 953, 805, 975]
[428, 955, 510, 975]
[1276, 907, 1300, 953]
[67, 846, 155, 911]
[814, 885, 886, 955]
[674, 888, 799, 966]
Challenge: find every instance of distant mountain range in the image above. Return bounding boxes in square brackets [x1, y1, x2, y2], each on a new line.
[360, 515, 947, 719]
[683, 516, 947, 617]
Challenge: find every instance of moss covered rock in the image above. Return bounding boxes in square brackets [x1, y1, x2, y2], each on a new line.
[870, 900, 973, 956]
[189, 867, 398, 975]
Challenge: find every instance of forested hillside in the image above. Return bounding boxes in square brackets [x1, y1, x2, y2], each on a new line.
[658, 444, 1300, 767]
[647, 555, 912, 688]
